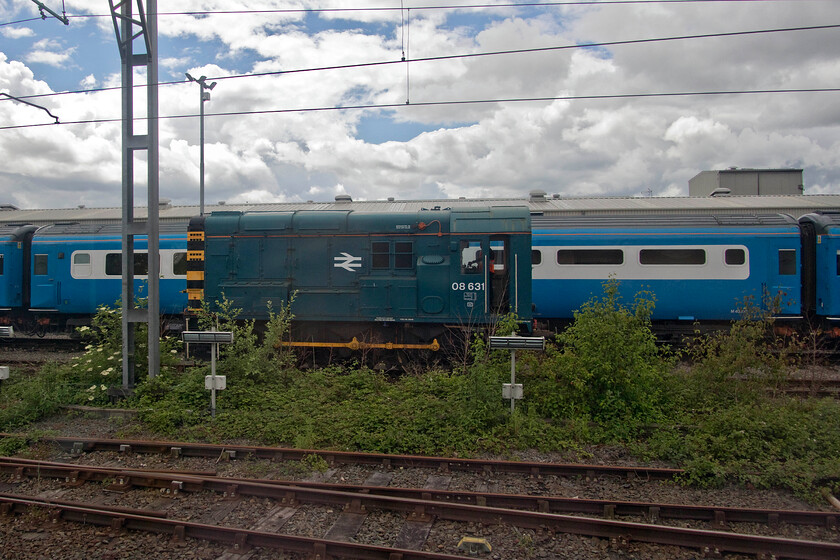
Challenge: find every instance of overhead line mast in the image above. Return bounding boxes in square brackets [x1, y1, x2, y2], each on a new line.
[109, 0, 160, 385]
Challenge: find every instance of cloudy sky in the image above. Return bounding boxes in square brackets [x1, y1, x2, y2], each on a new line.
[0, 0, 838, 209]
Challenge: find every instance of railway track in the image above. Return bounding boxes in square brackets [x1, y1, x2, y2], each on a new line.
[0, 439, 837, 559]
[3, 434, 684, 480]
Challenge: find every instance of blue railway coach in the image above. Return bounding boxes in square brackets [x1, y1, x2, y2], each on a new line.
[531, 214, 803, 326]
[189, 206, 532, 348]
[26, 223, 189, 326]
[799, 212, 840, 322]
[0, 225, 38, 314]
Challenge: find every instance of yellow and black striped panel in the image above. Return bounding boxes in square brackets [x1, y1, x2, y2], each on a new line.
[187, 217, 206, 310]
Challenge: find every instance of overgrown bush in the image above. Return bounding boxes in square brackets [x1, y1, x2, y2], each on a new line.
[675, 295, 790, 410]
[526, 278, 673, 431]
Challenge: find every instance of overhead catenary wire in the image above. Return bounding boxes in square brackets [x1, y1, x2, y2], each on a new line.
[2, 22, 837, 105]
[1, 87, 838, 132]
[0, 16, 43, 27]
[0, 0, 801, 26]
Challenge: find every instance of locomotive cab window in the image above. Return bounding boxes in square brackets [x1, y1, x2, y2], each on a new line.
[640, 249, 705, 266]
[778, 249, 796, 276]
[34, 254, 48, 275]
[460, 240, 483, 274]
[724, 249, 746, 266]
[489, 240, 505, 272]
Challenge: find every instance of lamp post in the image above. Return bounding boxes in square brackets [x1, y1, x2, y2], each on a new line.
[185, 73, 217, 215]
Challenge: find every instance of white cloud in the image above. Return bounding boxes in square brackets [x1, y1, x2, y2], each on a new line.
[79, 74, 96, 88]
[0, 0, 837, 209]
[1, 27, 35, 39]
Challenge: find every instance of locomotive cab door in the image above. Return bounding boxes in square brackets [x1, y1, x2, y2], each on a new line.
[456, 237, 511, 319]
[488, 237, 509, 314]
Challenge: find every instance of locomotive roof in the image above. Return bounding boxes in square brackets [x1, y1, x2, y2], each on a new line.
[0, 194, 839, 225]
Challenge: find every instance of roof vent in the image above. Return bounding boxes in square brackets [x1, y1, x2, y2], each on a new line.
[159, 198, 171, 208]
[335, 194, 352, 203]
[0, 204, 19, 211]
[553, 194, 560, 199]
[529, 190, 547, 202]
[78, 205, 85, 209]
[387, 197, 395, 202]
[218, 201, 225, 205]
[709, 188, 732, 197]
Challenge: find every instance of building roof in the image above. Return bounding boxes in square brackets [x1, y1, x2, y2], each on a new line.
[0, 193, 838, 225]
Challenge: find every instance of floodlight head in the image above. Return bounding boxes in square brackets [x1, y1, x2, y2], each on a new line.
[186, 72, 196, 82]
[208, 81, 217, 90]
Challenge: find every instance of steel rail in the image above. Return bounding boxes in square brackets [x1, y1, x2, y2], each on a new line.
[1, 434, 682, 480]
[3, 458, 835, 528]
[0, 494, 467, 560]
[3, 457, 832, 528]
[0, 492, 168, 518]
[1, 459, 836, 559]
[243, 477, 840, 529]
[0, 456, 217, 477]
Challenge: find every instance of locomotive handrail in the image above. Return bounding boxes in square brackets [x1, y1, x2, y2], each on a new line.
[276, 337, 440, 352]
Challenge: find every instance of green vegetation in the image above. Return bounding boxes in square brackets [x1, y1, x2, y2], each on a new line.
[0, 285, 838, 501]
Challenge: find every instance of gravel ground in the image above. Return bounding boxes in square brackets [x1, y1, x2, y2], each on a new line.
[0, 411, 836, 559]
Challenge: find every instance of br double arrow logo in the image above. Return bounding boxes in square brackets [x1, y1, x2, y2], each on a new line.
[333, 252, 362, 272]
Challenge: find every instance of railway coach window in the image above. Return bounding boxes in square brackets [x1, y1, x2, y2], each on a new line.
[173, 252, 188, 276]
[556, 249, 623, 265]
[0, 254, 4, 275]
[34, 254, 48, 275]
[640, 249, 705, 266]
[72, 252, 91, 278]
[778, 249, 797, 276]
[531, 250, 542, 265]
[724, 249, 746, 266]
[105, 253, 149, 276]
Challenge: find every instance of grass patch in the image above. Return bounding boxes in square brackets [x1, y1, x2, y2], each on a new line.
[1, 291, 839, 501]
